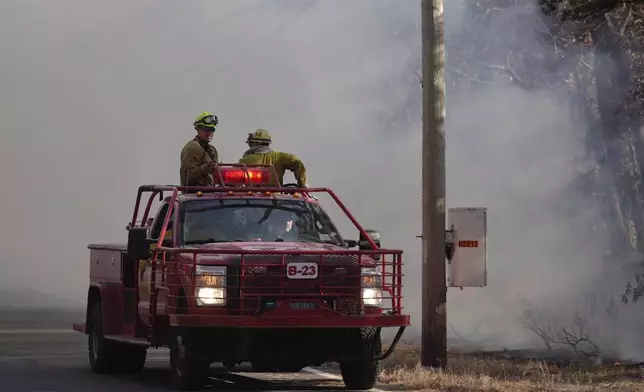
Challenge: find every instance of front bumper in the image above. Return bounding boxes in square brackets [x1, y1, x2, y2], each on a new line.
[169, 314, 410, 328]
[173, 296, 410, 328]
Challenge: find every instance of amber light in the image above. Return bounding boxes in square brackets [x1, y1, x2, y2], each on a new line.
[363, 275, 377, 287]
[196, 274, 224, 287]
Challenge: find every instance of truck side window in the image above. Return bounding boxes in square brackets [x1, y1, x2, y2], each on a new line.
[309, 203, 343, 246]
[149, 203, 170, 240]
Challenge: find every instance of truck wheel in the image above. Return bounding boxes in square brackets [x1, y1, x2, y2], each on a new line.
[170, 329, 209, 390]
[117, 343, 147, 373]
[88, 302, 118, 373]
[340, 327, 382, 390]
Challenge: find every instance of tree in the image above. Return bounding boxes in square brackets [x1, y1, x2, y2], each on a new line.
[448, 0, 644, 304]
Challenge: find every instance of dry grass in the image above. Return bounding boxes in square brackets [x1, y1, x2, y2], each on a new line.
[379, 345, 644, 391]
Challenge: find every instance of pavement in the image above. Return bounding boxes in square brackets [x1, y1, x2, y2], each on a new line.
[0, 307, 391, 392]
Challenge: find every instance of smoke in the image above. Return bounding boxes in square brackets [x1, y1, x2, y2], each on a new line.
[1, 0, 643, 358]
[439, 1, 644, 360]
[0, 0, 425, 306]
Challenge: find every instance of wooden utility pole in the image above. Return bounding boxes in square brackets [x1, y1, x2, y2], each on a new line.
[420, 0, 447, 368]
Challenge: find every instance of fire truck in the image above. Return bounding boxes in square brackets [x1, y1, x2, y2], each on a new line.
[72, 164, 411, 390]
[72, 163, 488, 390]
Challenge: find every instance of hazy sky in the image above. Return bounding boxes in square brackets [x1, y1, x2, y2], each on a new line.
[3, 0, 644, 358]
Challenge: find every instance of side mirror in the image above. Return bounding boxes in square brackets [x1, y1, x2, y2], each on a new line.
[345, 239, 358, 248]
[127, 227, 151, 260]
[359, 229, 381, 250]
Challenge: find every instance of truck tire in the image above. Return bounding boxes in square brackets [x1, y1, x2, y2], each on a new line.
[117, 343, 147, 373]
[170, 328, 210, 390]
[88, 302, 119, 373]
[339, 327, 382, 390]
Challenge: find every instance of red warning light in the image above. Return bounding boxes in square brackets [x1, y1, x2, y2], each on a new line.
[217, 168, 270, 185]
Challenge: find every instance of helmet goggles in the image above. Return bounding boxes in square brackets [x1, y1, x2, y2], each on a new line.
[194, 114, 219, 131]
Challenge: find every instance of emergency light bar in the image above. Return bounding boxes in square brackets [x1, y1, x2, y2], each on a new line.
[214, 167, 272, 186]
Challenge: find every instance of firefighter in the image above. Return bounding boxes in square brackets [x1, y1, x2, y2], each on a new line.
[180, 111, 220, 187]
[238, 128, 307, 187]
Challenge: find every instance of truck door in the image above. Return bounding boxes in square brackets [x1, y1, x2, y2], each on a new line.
[138, 201, 174, 320]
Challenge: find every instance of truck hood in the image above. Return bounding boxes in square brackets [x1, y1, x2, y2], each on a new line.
[195, 241, 344, 252]
[187, 241, 378, 267]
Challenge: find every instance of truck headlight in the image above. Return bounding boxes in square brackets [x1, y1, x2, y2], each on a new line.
[195, 265, 226, 306]
[361, 267, 382, 307]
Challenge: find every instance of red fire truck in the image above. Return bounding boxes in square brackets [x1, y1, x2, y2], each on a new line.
[72, 164, 410, 390]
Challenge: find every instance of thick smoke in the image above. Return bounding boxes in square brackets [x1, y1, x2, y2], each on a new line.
[0, 0, 426, 306]
[1, 0, 643, 359]
[441, 1, 644, 360]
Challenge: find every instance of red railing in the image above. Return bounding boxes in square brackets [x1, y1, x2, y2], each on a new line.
[154, 248, 404, 318]
[126, 170, 408, 332]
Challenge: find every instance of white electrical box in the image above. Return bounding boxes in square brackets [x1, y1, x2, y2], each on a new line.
[447, 207, 487, 287]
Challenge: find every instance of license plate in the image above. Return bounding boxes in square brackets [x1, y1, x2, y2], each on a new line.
[290, 302, 316, 310]
[286, 262, 318, 279]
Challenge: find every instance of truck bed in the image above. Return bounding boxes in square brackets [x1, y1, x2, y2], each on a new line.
[88, 244, 127, 282]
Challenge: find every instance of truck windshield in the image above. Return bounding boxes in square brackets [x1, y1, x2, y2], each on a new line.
[181, 198, 344, 246]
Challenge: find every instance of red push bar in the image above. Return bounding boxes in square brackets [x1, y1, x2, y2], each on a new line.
[155, 248, 406, 328]
[126, 166, 408, 333]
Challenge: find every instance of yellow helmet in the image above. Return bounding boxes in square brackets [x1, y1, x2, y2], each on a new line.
[194, 111, 219, 130]
[247, 128, 272, 145]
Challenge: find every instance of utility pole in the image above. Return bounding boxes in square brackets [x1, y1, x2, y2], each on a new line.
[421, 0, 447, 368]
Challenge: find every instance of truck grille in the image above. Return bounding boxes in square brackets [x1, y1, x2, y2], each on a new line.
[242, 264, 360, 295]
[228, 254, 364, 315]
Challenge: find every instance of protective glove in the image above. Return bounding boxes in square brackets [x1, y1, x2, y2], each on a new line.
[204, 161, 219, 178]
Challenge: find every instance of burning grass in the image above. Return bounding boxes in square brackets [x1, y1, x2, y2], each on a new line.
[378, 345, 644, 391]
